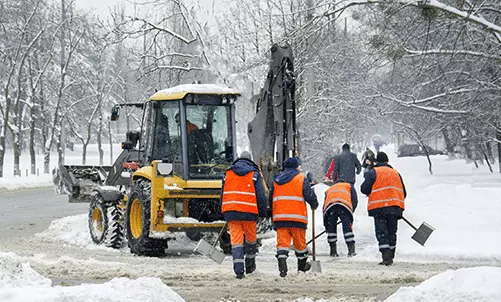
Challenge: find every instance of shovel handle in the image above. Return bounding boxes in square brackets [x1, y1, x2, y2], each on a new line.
[402, 216, 418, 231]
[306, 221, 341, 245]
[213, 222, 228, 247]
[312, 209, 316, 261]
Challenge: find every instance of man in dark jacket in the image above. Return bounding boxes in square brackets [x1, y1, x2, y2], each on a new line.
[269, 157, 319, 277]
[360, 152, 406, 266]
[323, 179, 358, 257]
[334, 143, 362, 185]
[220, 151, 268, 278]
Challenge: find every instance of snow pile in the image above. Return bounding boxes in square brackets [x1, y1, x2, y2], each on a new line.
[0, 252, 185, 302]
[0, 252, 51, 288]
[386, 267, 501, 301]
[35, 213, 199, 252]
[0, 174, 53, 190]
[35, 214, 106, 250]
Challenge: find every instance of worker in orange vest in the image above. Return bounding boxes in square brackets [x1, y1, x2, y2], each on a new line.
[269, 157, 319, 277]
[360, 152, 406, 266]
[323, 179, 358, 257]
[221, 151, 267, 279]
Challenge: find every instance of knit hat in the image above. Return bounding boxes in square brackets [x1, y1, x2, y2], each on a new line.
[284, 157, 300, 169]
[376, 152, 389, 163]
[239, 151, 252, 160]
[342, 143, 350, 151]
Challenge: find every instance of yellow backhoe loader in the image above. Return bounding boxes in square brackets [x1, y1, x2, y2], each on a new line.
[55, 84, 240, 256]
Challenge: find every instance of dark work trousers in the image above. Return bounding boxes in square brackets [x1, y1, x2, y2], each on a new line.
[324, 205, 354, 245]
[373, 215, 398, 253]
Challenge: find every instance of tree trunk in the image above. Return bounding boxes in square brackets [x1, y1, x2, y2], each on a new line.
[97, 108, 104, 166]
[442, 128, 455, 158]
[497, 128, 501, 173]
[0, 127, 5, 178]
[481, 146, 493, 173]
[13, 134, 20, 176]
[30, 110, 36, 175]
[57, 130, 64, 168]
[108, 119, 113, 165]
[82, 143, 87, 165]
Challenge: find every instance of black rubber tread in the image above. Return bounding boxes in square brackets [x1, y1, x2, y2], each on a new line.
[126, 179, 167, 257]
[88, 193, 126, 249]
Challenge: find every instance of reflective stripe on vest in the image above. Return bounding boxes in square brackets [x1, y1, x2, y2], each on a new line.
[222, 170, 258, 214]
[272, 174, 307, 224]
[323, 182, 353, 213]
[367, 166, 405, 211]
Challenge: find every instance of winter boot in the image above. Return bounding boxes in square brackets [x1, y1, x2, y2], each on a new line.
[378, 250, 393, 266]
[278, 258, 288, 277]
[390, 248, 396, 259]
[347, 242, 356, 257]
[329, 243, 339, 257]
[297, 259, 311, 272]
[245, 258, 256, 274]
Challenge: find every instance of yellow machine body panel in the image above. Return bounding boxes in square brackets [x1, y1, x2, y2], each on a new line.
[132, 161, 226, 234]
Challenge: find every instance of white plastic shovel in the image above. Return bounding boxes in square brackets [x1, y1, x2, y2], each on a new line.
[193, 223, 228, 264]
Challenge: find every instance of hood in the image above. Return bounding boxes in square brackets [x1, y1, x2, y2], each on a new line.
[229, 158, 258, 176]
[274, 168, 300, 185]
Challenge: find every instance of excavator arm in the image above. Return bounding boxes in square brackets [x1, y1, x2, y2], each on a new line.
[248, 44, 297, 186]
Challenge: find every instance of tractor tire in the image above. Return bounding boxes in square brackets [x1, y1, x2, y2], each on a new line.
[126, 179, 167, 257]
[88, 194, 126, 249]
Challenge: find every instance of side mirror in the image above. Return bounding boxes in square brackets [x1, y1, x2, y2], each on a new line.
[111, 105, 120, 121]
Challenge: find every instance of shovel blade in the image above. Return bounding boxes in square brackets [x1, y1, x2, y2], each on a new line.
[411, 221, 435, 246]
[310, 260, 322, 273]
[194, 239, 225, 264]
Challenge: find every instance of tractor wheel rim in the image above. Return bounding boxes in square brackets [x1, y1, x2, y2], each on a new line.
[130, 198, 143, 239]
[91, 208, 104, 235]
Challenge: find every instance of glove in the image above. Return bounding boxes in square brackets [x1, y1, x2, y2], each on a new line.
[266, 207, 272, 218]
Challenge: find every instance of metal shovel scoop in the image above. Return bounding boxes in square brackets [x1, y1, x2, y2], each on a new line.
[310, 210, 322, 273]
[402, 216, 435, 246]
[193, 223, 228, 264]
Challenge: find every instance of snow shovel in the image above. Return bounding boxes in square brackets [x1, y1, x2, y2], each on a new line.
[310, 210, 322, 273]
[194, 223, 228, 264]
[402, 216, 435, 246]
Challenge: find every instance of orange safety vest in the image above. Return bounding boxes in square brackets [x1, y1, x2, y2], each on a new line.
[323, 182, 353, 213]
[367, 166, 405, 211]
[221, 170, 258, 214]
[272, 174, 307, 224]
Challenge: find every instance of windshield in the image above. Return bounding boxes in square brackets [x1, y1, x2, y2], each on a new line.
[151, 102, 181, 162]
[185, 104, 234, 179]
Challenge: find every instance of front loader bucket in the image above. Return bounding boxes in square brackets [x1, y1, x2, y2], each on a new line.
[53, 165, 112, 203]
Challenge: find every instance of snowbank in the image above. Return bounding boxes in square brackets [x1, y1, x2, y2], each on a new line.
[0, 174, 53, 190]
[0, 252, 185, 302]
[0, 143, 122, 191]
[386, 267, 501, 301]
[34, 214, 109, 250]
[35, 213, 199, 252]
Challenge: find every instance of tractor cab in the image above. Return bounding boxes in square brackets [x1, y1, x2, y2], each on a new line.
[145, 85, 239, 179]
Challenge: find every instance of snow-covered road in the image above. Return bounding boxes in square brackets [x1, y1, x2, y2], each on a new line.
[1, 146, 501, 301]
